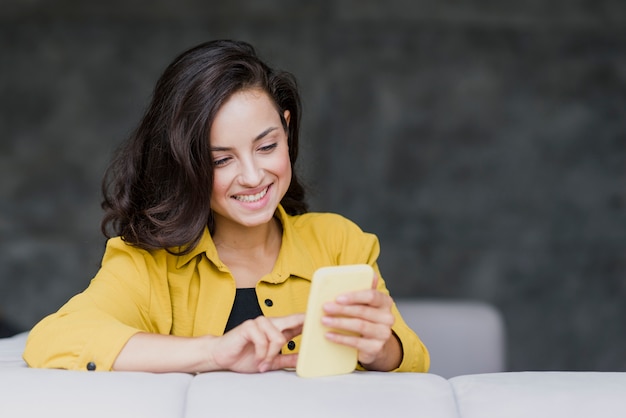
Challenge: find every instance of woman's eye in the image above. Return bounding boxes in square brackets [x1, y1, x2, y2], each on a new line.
[259, 143, 278, 152]
[213, 157, 230, 167]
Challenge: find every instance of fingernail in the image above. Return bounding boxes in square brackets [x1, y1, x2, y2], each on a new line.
[259, 362, 269, 372]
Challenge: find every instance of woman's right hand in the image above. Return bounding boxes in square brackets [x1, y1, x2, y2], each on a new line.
[205, 313, 304, 373]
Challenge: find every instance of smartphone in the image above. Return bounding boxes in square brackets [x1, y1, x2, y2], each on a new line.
[296, 264, 374, 378]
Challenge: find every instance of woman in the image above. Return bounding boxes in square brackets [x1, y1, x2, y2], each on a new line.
[23, 40, 429, 374]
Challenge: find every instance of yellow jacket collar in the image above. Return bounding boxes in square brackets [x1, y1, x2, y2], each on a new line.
[175, 205, 317, 282]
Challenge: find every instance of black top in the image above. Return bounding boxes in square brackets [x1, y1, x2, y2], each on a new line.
[223, 288, 264, 333]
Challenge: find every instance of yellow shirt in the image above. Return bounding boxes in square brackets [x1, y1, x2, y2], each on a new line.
[23, 206, 429, 373]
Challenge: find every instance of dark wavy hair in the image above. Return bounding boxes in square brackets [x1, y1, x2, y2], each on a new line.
[101, 40, 308, 254]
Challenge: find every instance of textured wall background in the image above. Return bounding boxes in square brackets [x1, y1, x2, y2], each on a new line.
[1, 1, 625, 372]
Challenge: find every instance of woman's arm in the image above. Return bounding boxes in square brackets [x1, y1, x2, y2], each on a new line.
[113, 314, 304, 373]
[324, 214, 429, 372]
[24, 239, 157, 371]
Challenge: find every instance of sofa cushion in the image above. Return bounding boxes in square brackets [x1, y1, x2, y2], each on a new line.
[0, 368, 193, 418]
[186, 370, 459, 418]
[451, 371, 626, 418]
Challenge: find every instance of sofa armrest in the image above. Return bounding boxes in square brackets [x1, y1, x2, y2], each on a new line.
[396, 299, 506, 378]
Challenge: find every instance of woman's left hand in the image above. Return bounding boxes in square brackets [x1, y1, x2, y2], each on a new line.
[321, 275, 403, 371]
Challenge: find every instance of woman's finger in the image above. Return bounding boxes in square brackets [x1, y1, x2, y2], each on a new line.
[324, 296, 395, 329]
[322, 314, 392, 340]
[269, 313, 305, 335]
[335, 288, 391, 309]
[250, 317, 289, 364]
[371, 273, 379, 289]
[325, 330, 387, 363]
[254, 314, 305, 368]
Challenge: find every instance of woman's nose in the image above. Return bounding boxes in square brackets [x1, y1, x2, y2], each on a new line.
[238, 158, 263, 186]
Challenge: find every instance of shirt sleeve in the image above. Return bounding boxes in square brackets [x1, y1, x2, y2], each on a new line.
[331, 215, 430, 373]
[23, 239, 161, 371]
[358, 267, 431, 373]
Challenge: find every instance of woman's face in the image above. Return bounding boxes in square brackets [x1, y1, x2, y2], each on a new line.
[209, 88, 291, 230]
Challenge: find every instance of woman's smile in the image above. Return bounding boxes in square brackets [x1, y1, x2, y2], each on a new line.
[232, 185, 271, 204]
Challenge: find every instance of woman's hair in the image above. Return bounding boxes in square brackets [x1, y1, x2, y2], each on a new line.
[101, 40, 308, 253]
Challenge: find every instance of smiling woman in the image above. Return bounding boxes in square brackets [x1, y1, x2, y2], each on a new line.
[209, 89, 292, 235]
[22, 40, 429, 375]
[98, 40, 307, 254]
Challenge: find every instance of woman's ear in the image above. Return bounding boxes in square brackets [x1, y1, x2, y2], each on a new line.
[283, 110, 291, 127]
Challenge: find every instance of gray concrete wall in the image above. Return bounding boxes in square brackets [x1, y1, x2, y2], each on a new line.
[1, 1, 625, 372]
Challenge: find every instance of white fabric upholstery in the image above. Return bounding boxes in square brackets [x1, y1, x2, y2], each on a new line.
[0, 331, 28, 368]
[2, 302, 623, 418]
[451, 372, 626, 418]
[186, 370, 459, 418]
[395, 299, 506, 378]
[1, 333, 192, 418]
[0, 368, 192, 418]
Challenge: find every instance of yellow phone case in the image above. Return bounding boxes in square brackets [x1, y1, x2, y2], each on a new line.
[296, 264, 374, 378]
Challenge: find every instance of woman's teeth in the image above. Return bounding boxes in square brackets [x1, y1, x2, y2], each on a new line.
[233, 187, 268, 203]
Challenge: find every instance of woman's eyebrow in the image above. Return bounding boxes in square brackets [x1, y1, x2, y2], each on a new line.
[211, 126, 280, 151]
[254, 126, 279, 141]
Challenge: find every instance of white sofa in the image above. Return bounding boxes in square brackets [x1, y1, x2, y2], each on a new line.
[1, 300, 625, 418]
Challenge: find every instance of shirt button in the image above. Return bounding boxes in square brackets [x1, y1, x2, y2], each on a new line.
[287, 340, 296, 351]
[86, 362, 96, 371]
[264, 299, 273, 307]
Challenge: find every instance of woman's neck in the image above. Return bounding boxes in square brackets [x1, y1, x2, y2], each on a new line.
[212, 216, 282, 252]
[212, 216, 283, 288]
